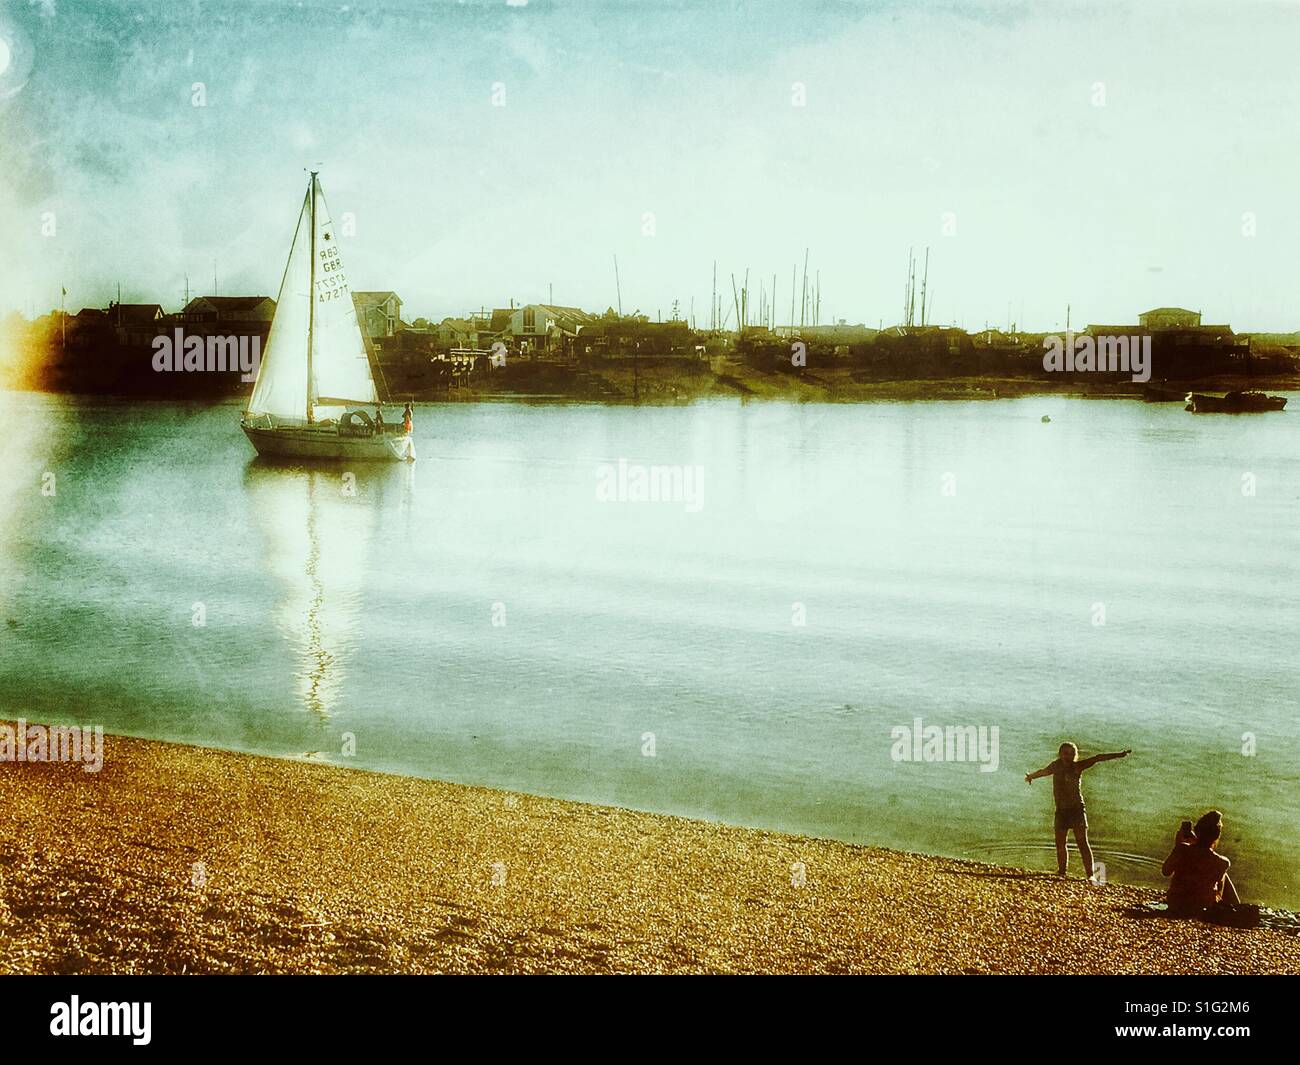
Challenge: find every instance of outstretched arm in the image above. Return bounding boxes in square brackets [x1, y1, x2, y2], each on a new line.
[1025, 763, 1055, 783]
[1079, 748, 1132, 771]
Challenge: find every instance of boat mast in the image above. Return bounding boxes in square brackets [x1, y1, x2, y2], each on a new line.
[920, 246, 929, 327]
[306, 171, 318, 424]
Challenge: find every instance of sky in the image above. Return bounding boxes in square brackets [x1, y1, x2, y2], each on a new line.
[3, 0, 1300, 330]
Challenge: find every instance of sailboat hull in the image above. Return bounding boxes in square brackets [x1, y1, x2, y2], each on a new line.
[242, 423, 413, 462]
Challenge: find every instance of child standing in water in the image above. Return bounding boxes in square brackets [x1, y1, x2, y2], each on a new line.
[1026, 742, 1131, 879]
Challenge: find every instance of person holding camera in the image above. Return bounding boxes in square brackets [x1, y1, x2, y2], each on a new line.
[1162, 810, 1240, 916]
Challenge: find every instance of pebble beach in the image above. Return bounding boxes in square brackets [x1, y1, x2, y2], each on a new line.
[1, 728, 1296, 975]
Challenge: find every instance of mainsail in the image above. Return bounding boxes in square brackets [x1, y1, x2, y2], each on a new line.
[247, 174, 379, 424]
[309, 181, 379, 417]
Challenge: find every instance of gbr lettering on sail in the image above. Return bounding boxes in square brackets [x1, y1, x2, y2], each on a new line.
[317, 239, 348, 303]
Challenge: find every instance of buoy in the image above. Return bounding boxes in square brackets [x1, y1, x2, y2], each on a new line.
[1041, 415, 1051, 423]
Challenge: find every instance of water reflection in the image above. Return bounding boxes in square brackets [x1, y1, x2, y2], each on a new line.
[5, 393, 1299, 907]
[0, 394, 47, 612]
[241, 458, 382, 718]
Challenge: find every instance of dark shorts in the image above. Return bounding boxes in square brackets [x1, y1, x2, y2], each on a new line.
[1055, 806, 1087, 832]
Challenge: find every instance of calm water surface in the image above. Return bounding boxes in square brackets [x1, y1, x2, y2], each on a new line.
[1, 391, 1297, 906]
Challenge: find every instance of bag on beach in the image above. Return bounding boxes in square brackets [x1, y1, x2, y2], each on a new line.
[1205, 902, 1261, 929]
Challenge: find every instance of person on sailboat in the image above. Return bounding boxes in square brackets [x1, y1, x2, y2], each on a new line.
[402, 403, 413, 434]
[374, 406, 384, 434]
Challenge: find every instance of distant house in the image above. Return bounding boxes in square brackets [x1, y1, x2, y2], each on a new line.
[434, 317, 483, 351]
[1084, 318, 1244, 378]
[1085, 320, 1237, 346]
[64, 303, 160, 350]
[67, 307, 109, 350]
[111, 303, 163, 326]
[353, 292, 403, 339]
[437, 317, 474, 344]
[110, 303, 164, 345]
[488, 308, 514, 335]
[182, 295, 276, 324]
[509, 304, 601, 357]
[1139, 307, 1201, 329]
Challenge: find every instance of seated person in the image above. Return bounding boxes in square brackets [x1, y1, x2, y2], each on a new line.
[1162, 810, 1239, 917]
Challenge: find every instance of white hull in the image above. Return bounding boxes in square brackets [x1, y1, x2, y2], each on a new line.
[242, 423, 413, 462]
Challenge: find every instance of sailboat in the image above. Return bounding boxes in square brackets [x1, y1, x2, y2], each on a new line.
[242, 171, 414, 461]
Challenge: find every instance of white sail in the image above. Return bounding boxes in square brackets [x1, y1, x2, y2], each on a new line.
[247, 190, 311, 422]
[309, 181, 378, 418]
[246, 175, 379, 425]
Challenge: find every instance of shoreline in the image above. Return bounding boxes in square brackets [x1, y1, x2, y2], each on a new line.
[6, 370, 1299, 406]
[1, 729, 1296, 974]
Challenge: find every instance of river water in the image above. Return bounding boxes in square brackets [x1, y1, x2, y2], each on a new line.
[1, 391, 1296, 906]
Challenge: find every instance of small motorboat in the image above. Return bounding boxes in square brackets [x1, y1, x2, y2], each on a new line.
[1185, 391, 1287, 414]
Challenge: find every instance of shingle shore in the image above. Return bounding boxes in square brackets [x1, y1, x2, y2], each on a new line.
[1, 730, 1295, 974]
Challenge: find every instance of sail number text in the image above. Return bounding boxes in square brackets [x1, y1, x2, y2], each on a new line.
[317, 245, 348, 301]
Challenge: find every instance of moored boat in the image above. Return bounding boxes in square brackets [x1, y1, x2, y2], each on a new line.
[1142, 384, 1188, 402]
[241, 171, 414, 461]
[1184, 390, 1287, 414]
